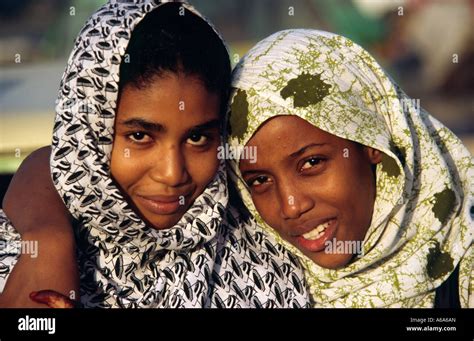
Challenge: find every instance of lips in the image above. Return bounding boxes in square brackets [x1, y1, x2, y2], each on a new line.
[135, 194, 189, 215]
[140, 195, 186, 203]
[293, 218, 338, 253]
[289, 217, 337, 237]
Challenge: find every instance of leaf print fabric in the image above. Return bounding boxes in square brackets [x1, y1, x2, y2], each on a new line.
[227, 29, 474, 308]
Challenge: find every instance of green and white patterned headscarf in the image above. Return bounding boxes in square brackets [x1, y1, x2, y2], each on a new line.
[227, 29, 474, 308]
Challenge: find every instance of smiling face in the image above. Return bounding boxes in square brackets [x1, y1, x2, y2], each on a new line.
[111, 73, 221, 229]
[239, 115, 382, 269]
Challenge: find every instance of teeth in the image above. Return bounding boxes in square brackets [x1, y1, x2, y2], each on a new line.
[302, 220, 331, 240]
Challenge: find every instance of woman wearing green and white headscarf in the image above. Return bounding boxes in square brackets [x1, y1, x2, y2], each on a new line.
[227, 29, 474, 308]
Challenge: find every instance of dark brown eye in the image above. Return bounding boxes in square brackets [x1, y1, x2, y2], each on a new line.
[301, 157, 323, 171]
[249, 175, 269, 187]
[187, 133, 208, 146]
[131, 132, 146, 140]
[127, 132, 152, 144]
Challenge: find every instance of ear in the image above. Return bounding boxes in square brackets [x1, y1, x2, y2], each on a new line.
[365, 147, 383, 165]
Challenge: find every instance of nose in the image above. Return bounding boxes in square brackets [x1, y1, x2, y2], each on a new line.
[149, 144, 189, 187]
[277, 178, 313, 220]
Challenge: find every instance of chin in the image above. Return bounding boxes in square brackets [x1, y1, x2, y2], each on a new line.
[309, 253, 353, 269]
[134, 200, 192, 230]
[148, 218, 181, 230]
[141, 212, 184, 230]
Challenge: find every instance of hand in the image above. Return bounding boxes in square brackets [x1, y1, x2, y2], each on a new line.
[0, 230, 79, 308]
[30, 290, 81, 308]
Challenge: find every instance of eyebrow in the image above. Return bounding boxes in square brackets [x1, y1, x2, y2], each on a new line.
[186, 119, 220, 133]
[289, 143, 327, 158]
[240, 169, 263, 176]
[119, 118, 164, 132]
[118, 118, 220, 133]
[240, 142, 328, 176]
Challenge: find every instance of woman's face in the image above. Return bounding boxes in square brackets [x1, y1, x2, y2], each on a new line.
[111, 73, 221, 229]
[239, 115, 382, 269]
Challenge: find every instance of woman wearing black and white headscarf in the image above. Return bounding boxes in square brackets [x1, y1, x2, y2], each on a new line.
[0, 1, 309, 308]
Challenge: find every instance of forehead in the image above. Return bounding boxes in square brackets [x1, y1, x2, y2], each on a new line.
[116, 74, 220, 121]
[247, 115, 340, 148]
[120, 74, 215, 103]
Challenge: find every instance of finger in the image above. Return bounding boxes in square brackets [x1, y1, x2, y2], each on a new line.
[29, 290, 76, 308]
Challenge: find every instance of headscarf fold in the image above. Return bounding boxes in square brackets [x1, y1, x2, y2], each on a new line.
[0, 2, 310, 308]
[228, 29, 474, 307]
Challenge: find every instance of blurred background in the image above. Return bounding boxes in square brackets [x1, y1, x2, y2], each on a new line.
[1, 0, 473, 202]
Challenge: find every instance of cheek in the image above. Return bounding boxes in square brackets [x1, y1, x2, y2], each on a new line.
[325, 154, 369, 198]
[324, 171, 356, 206]
[110, 141, 145, 191]
[334, 159, 375, 237]
[251, 193, 282, 232]
[186, 148, 220, 188]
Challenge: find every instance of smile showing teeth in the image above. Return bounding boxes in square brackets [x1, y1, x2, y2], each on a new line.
[302, 220, 332, 240]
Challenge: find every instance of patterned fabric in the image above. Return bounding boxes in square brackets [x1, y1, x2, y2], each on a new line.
[227, 29, 474, 307]
[0, 1, 310, 308]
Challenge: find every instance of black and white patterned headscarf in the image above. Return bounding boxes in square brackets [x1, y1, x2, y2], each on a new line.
[0, 0, 309, 308]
